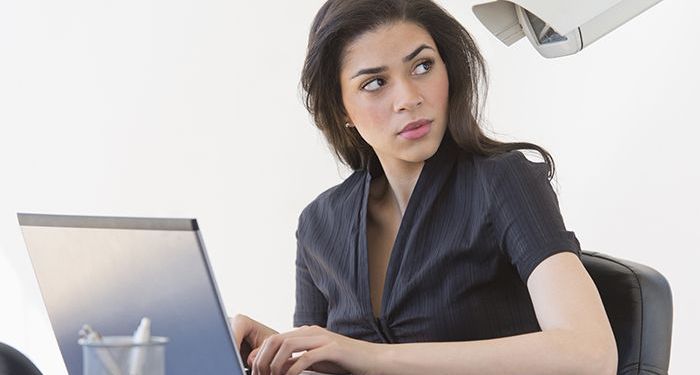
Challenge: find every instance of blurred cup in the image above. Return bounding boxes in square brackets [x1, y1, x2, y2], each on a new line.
[79, 335, 168, 375]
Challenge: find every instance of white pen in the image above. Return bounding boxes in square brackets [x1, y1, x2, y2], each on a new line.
[79, 325, 124, 375]
[128, 317, 151, 375]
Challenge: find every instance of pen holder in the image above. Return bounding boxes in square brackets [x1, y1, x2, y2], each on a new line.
[79, 336, 168, 375]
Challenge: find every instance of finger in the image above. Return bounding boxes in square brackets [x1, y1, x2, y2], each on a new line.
[285, 346, 332, 375]
[269, 336, 327, 375]
[279, 357, 299, 375]
[253, 334, 282, 375]
[254, 357, 298, 375]
[253, 326, 320, 375]
[248, 347, 260, 366]
[230, 314, 250, 348]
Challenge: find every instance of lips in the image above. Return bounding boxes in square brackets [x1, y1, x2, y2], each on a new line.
[399, 119, 432, 134]
[398, 119, 432, 140]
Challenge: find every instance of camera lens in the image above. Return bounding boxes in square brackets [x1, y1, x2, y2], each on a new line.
[525, 10, 569, 44]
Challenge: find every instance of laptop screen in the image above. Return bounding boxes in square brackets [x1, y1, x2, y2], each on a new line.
[18, 213, 245, 375]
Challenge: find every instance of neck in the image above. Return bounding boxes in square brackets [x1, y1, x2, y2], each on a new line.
[372, 154, 425, 218]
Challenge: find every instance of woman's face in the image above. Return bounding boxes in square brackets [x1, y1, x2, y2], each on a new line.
[340, 21, 449, 166]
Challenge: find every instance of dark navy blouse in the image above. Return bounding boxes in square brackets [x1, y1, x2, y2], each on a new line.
[293, 136, 581, 344]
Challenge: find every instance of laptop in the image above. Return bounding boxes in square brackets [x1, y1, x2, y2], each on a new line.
[18, 213, 289, 375]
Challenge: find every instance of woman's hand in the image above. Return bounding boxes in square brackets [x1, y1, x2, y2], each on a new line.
[230, 314, 279, 368]
[251, 325, 379, 375]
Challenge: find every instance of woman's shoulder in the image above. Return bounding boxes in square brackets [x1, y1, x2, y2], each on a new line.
[468, 149, 541, 167]
[297, 169, 366, 233]
[466, 150, 549, 181]
[453, 150, 552, 201]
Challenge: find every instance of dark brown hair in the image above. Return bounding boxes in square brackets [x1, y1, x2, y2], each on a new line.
[301, 0, 555, 179]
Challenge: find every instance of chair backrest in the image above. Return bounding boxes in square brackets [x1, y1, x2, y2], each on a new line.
[0, 343, 42, 375]
[581, 251, 673, 375]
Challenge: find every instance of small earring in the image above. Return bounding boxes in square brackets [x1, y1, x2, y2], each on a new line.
[345, 122, 353, 128]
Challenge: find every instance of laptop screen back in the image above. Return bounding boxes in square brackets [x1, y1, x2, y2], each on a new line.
[18, 213, 245, 375]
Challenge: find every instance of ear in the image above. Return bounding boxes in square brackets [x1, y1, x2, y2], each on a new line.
[342, 113, 355, 128]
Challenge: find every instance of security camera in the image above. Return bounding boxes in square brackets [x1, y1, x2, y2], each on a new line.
[472, 0, 664, 58]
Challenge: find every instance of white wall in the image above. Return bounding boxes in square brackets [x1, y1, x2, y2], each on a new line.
[0, 0, 696, 373]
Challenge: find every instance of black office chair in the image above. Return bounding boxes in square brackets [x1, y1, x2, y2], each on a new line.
[581, 251, 673, 375]
[0, 343, 42, 375]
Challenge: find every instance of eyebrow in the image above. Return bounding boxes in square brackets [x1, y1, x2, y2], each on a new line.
[350, 44, 434, 80]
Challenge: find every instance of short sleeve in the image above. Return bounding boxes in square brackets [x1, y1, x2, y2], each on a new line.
[293, 230, 328, 327]
[487, 151, 581, 283]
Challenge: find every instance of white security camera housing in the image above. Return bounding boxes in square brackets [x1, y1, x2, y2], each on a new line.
[472, 0, 664, 58]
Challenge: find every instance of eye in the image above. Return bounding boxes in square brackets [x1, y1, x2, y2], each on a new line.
[362, 78, 385, 92]
[413, 59, 434, 75]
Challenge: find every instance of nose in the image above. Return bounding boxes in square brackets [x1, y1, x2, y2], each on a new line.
[393, 78, 423, 112]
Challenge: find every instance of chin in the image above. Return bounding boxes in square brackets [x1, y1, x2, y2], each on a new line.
[400, 136, 442, 163]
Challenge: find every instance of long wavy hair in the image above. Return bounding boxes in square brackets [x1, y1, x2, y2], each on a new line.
[301, 0, 555, 179]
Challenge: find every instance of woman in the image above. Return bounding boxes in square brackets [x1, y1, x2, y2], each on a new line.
[233, 1, 618, 374]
